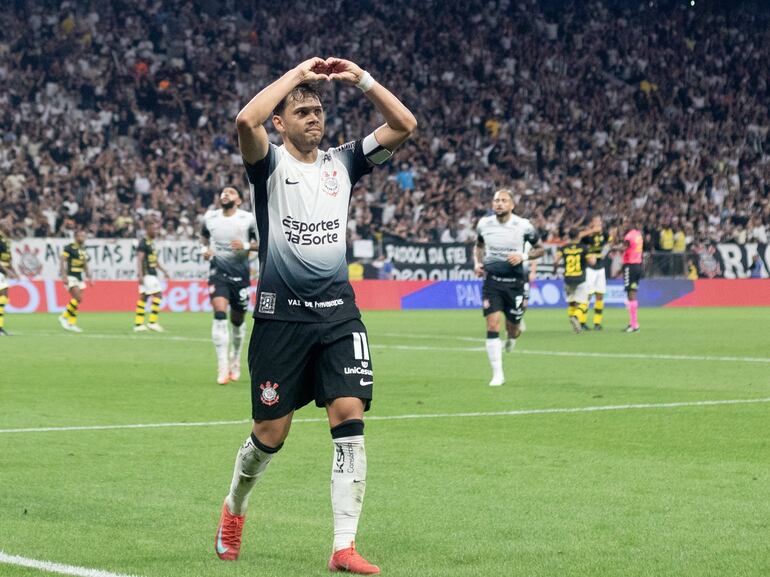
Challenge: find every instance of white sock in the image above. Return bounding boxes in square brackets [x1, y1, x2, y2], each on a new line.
[331, 435, 367, 551]
[230, 323, 246, 364]
[226, 435, 275, 515]
[485, 338, 503, 377]
[212, 319, 230, 370]
[507, 338, 517, 350]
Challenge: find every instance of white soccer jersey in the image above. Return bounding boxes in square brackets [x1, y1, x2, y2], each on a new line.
[476, 213, 539, 279]
[244, 140, 374, 321]
[201, 208, 257, 281]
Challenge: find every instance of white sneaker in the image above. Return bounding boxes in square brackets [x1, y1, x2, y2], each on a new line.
[217, 365, 230, 385]
[69, 325, 83, 333]
[58, 315, 70, 331]
[504, 338, 516, 353]
[134, 324, 149, 333]
[229, 357, 241, 381]
[147, 323, 164, 332]
[489, 374, 505, 387]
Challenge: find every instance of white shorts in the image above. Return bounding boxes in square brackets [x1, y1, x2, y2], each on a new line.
[140, 274, 162, 295]
[67, 276, 86, 290]
[565, 281, 589, 304]
[0, 272, 7, 291]
[585, 267, 606, 294]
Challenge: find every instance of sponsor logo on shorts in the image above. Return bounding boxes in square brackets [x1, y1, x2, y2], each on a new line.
[344, 366, 373, 376]
[259, 381, 280, 406]
[359, 378, 373, 387]
[258, 292, 276, 314]
[483, 298, 490, 309]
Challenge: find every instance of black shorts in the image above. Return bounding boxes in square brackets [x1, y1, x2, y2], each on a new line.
[209, 275, 250, 312]
[482, 277, 526, 324]
[623, 263, 642, 292]
[248, 317, 373, 420]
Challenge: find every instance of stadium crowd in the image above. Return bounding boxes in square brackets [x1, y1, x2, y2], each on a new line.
[1, 0, 768, 253]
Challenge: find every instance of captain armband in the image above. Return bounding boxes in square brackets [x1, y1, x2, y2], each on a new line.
[362, 132, 393, 165]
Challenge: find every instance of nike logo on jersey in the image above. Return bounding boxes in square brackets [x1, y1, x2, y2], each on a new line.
[360, 379, 373, 387]
[216, 527, 229, 554]
[285, 178, 299, 185]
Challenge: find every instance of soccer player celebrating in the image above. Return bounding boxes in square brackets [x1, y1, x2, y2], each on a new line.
[213, 57, 415, 575]
[553, 228, 589, 334]
[58, 229, 91, 333]
[474, 189, 544, 386]
[134, 221, 169, 333]
[201, 187, 258, 385]
[620, 218, 644, 332]
[0, 224, 20, 336]
[580, 215, 612, 330]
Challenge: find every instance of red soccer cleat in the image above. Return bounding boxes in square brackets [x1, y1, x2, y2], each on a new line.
[215, 500, 245, 560]
[328, 542, 381, 575]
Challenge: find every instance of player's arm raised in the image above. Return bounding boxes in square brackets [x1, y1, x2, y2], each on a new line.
[236, 57, 330, 164]
[326, 57, 417, 153]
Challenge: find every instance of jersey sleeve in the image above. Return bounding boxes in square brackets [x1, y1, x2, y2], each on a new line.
[61, 245, 71, 260]
[336, 140, 374, 188]
[137, 238, 147, 253]
[243, 144, 279, 201]
[524, 222, 539, 244]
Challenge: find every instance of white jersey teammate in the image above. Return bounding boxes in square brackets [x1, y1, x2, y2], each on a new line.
[474, 190, 544, 386]
[201, 187, 258, 385]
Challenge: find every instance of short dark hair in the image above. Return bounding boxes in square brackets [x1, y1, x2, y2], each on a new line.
[569, 227, 580, 239]
[273, 83, 324, 116]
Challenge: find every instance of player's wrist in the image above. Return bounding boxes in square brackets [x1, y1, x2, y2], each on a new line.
[356, 71, 375, 93]
[521, 253, 529, 263]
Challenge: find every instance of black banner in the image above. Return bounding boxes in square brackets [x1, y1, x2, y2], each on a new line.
[364, 242, 476, 280]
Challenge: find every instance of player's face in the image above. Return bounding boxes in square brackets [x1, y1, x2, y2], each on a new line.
[592, 216, 602, 229]
[492, 193, 514, 217]
[220, 188, 241, 209]
[276, 97, 325, 153]
[146, 222, 158, 238]
[74, 231, 86, 245]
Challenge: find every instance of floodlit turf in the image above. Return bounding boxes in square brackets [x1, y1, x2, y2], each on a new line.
[1, 308, 769, 577]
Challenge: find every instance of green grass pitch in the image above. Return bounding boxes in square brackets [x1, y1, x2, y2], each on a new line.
[1, 308, 769, 577]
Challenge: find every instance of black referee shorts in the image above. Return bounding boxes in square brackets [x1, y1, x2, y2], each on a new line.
[247, 317, 373, 421]
[623, 263, 642, 293]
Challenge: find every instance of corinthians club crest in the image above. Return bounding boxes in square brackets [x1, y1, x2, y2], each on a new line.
[322, 170, 339, 197]
[16, 245, 43, 277]
[259, 381, 280, 406]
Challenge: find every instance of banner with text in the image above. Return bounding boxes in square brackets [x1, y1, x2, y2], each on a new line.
[9, 238, 261, 280]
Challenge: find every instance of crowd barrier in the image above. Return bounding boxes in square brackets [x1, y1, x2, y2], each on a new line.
[5, 278, 769, 313]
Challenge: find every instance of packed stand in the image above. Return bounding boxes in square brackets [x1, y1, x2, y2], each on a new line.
[0, 0, 768, 252]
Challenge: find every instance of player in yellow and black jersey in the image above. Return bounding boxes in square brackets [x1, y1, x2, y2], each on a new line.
[0, 224, 20, 336]
[579, 215, 612, 330]
[58, 229, 91, 333]
[553, 228, 589, 334]
[134, 221, 169, 333]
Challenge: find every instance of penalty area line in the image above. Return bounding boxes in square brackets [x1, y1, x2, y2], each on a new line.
[0, 551, 143, 577]
[2, 397, 769, 435]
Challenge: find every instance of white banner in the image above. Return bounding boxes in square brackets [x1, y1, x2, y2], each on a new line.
[9, 238, 251, 280]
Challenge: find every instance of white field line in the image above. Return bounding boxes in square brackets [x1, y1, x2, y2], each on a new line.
[2, 397, 769, 435]
[0, 551, 142, 577]
[14, 331, 770, 364]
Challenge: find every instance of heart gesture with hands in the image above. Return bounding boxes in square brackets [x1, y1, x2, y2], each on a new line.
[324, 57, 365, 86]
[296, 57, 365, 86]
